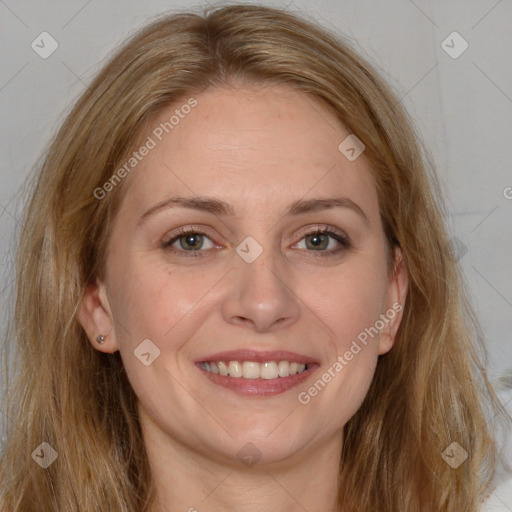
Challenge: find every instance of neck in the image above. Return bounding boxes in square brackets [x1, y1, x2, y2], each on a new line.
[141, 408, 342, 512]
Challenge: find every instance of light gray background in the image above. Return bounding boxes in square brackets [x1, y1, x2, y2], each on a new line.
[1, 0, 511, 406]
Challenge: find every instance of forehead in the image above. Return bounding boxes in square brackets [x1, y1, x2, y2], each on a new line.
[118, 84, 379, 223]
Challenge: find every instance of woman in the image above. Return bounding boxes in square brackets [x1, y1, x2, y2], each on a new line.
[0, 4, 508, 511]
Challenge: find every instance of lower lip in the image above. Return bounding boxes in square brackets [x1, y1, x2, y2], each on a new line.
[197, 364, 319, 397]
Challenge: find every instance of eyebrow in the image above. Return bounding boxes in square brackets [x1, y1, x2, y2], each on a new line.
[137, 195, 370, 227]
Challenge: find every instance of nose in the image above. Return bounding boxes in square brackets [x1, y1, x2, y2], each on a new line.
[221, 243, 301, 333]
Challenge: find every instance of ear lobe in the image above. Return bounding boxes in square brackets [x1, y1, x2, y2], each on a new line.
[378, 246, 408, 355]
[77, 280, 118, 353]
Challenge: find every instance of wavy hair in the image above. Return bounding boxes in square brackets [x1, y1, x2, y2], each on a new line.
[0, 4, 504, 511]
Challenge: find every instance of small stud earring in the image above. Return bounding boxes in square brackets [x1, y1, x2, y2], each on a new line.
[96, 334, 105, 344]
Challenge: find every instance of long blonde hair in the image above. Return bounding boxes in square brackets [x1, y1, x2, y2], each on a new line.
[0, 4, 504, 511]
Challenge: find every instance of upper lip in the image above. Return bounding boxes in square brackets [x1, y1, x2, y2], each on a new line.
[195, 349, 319, 365]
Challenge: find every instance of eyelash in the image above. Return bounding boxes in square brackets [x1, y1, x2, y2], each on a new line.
[160, 225, 351, 259]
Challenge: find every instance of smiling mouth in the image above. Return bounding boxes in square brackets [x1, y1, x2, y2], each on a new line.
[199, 360, 310, 379]
[196, 359, 319, 397]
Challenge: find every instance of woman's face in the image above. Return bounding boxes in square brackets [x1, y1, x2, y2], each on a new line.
[80, 83, 407, 466]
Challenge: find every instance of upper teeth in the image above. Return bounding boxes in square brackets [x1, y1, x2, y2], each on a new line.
[201, 360, 308, 379]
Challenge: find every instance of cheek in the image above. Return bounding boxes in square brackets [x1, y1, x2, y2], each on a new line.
[298, 273, 383, 429]
[301, 255, 389, 423]
[109, 256, 225, 354]
[110, 263, 208, 407]
[310, 263, 388, 354]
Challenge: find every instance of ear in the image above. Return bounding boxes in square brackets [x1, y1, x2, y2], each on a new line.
[77, 279, 119, 353]
[378, 246, 408, 355]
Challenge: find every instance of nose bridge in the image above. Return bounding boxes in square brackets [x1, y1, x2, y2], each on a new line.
[223, 232, 300, 331]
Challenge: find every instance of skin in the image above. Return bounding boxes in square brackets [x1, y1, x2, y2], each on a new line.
[79, 83, 408, 512]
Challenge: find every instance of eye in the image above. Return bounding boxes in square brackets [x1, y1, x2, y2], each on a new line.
[161, 225, 351, 259]
[293, 226, 351, 257]
[161, 227, 217, 257]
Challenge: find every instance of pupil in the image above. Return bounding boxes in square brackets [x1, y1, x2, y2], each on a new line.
[183, 234, 202, 249]
[309, 233, 326, 250]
